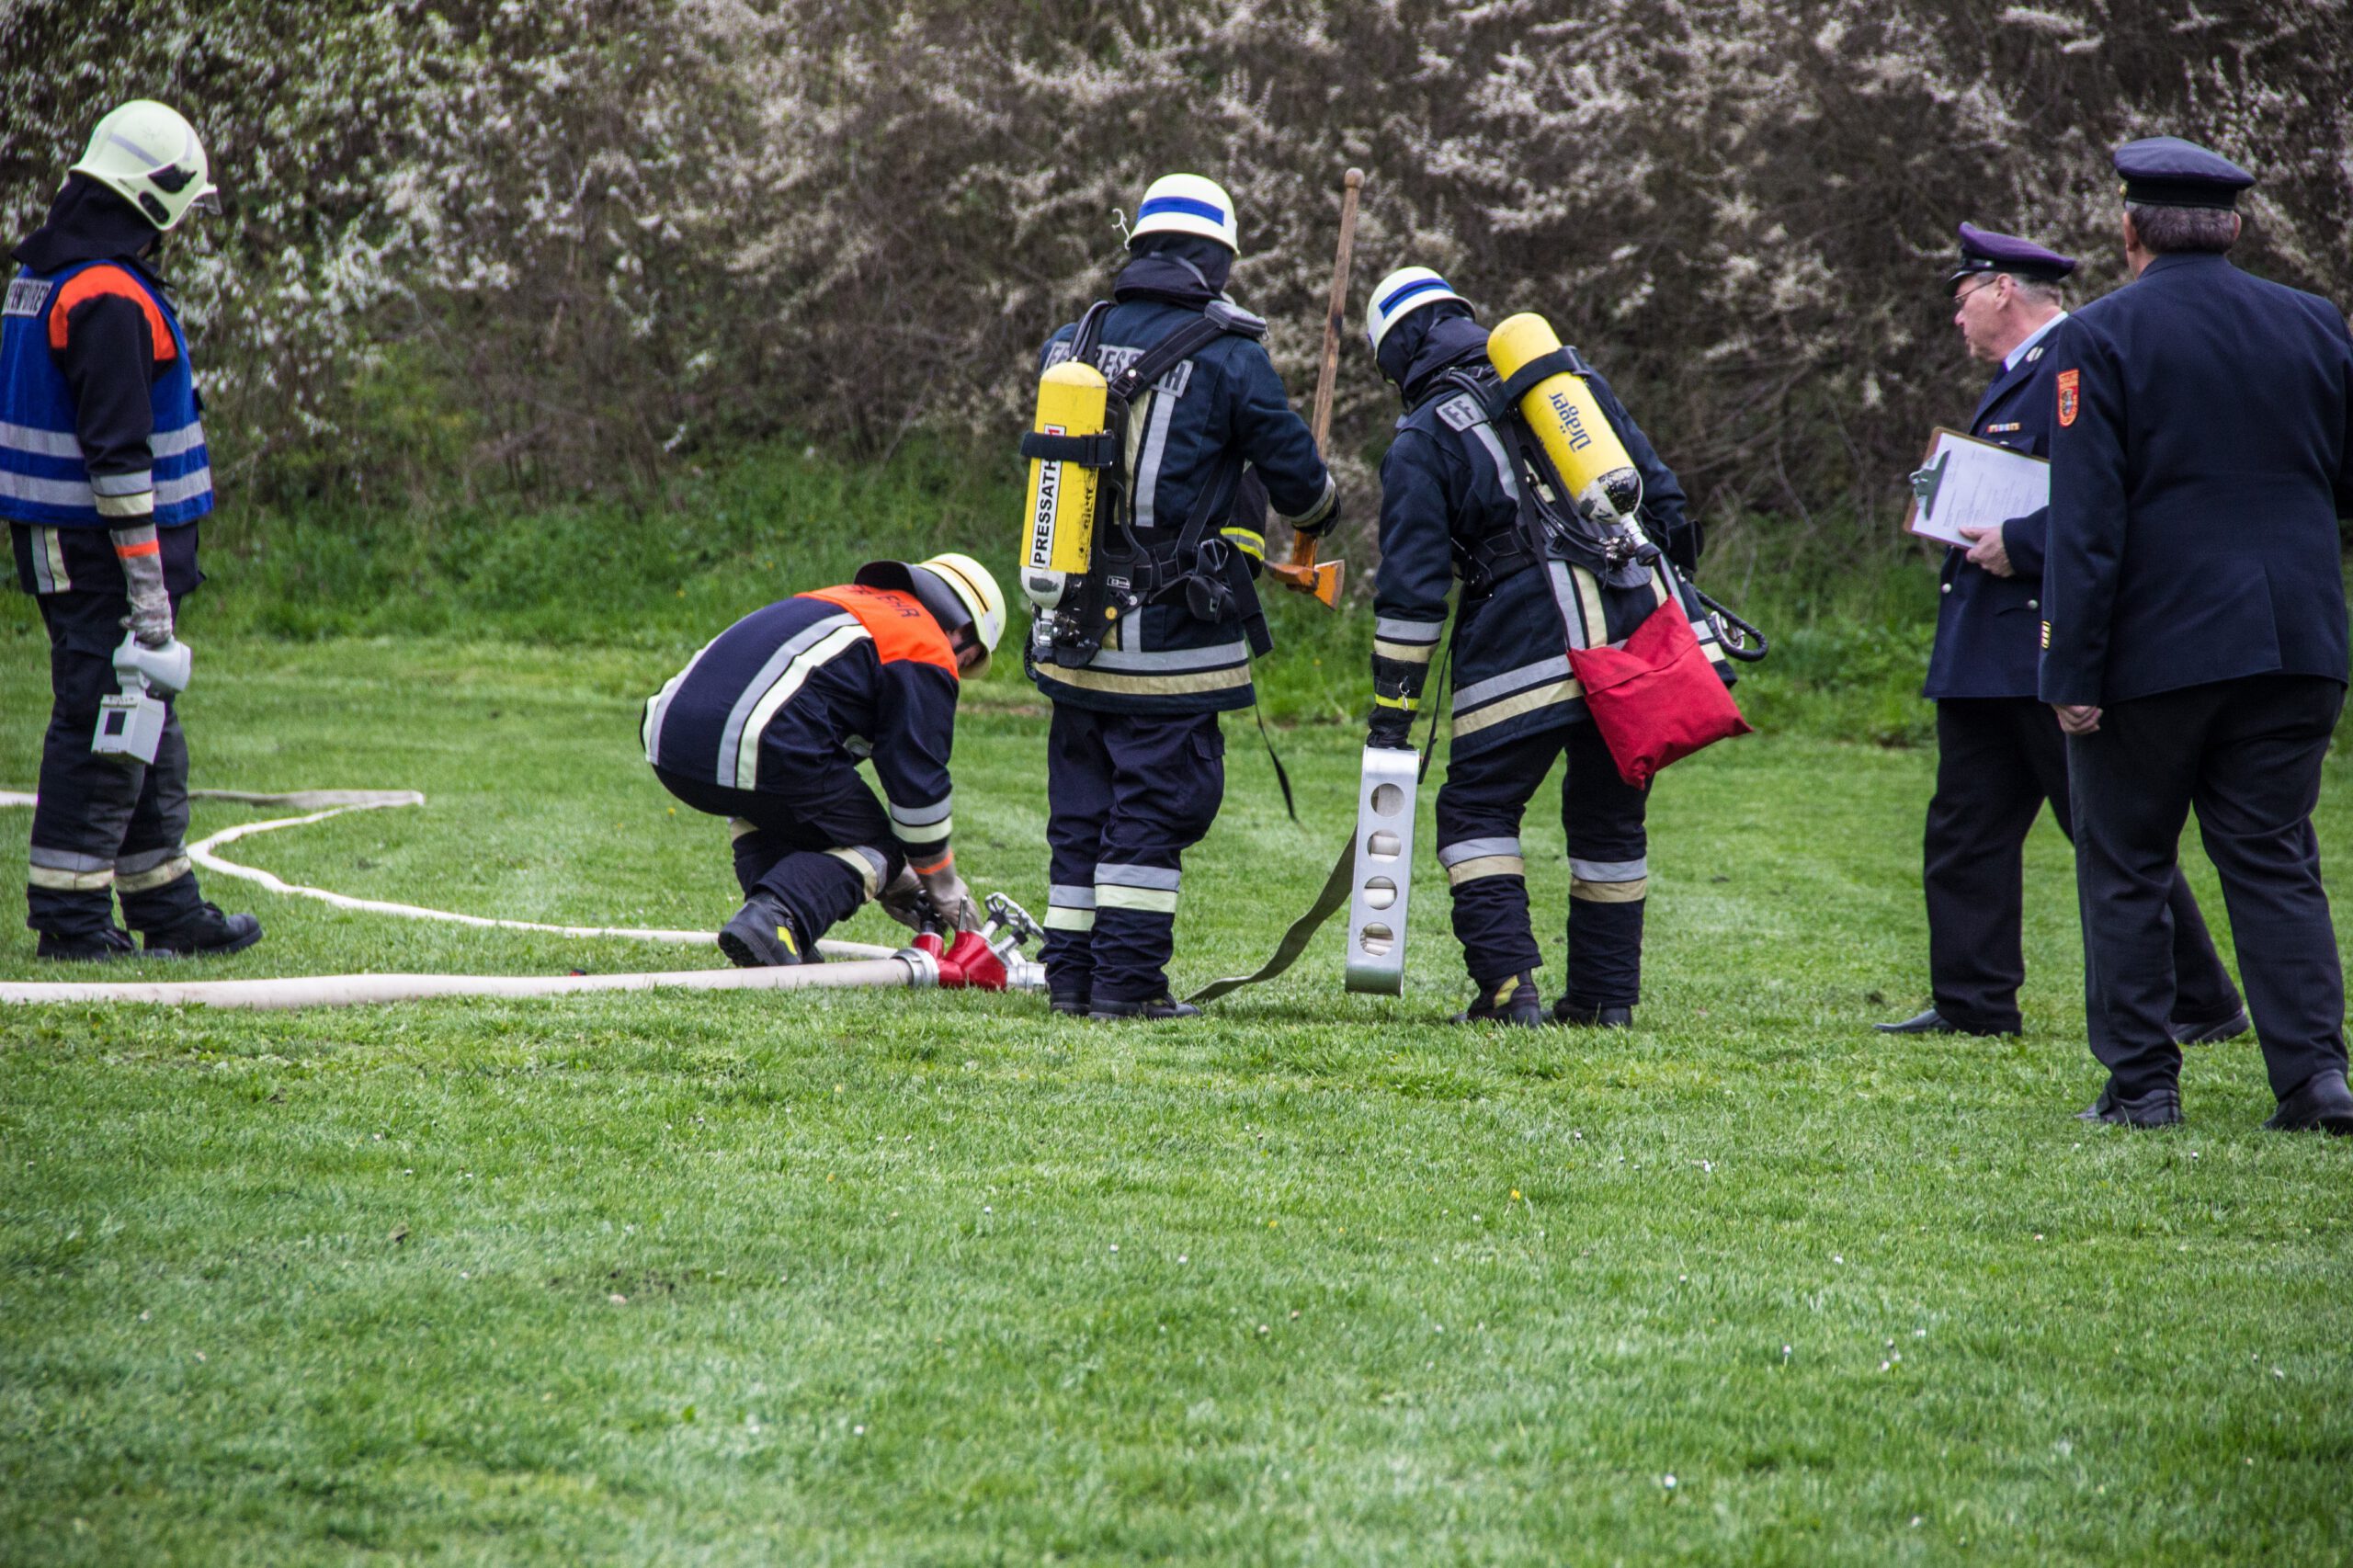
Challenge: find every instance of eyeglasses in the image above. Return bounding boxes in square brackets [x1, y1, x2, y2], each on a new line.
[1950, 277, 2003, 307]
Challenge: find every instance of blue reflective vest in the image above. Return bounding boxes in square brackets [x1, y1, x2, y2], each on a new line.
[0, 260, 212, 528]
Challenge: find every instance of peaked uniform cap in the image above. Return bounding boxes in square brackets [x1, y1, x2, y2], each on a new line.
[2113, 136, 2254, 210]
[1131, 175, 1239, 253]
[1947, 222, 2076, 289]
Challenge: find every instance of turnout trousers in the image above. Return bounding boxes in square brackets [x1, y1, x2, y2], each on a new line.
[654, 759, 899, 949]
[1040, 705, 1224, 1007]
[1435, 720, 1647, 1006]
[1926, 697, 2239, 1034]
[26, 578, 210, 942]
[2066, 674, 2347, 1101]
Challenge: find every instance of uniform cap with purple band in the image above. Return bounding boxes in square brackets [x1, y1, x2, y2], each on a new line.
[2113, 136, 2254, 210]
[1946, 222, 2075, 290]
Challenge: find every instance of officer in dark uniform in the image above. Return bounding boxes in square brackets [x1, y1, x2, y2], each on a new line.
[1878, 224, 2243, 1040]
[1361, 268, 1730, 1026]
[4, 101, 259, 961]
[1028, 175, 1336, 1020]
[2043, 137, 2353, 1132]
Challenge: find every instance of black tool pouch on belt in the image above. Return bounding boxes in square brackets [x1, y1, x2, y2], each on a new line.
[1039, 299, 1267, 668]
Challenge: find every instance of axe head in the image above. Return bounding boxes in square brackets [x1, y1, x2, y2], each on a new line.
[1268, 556, 1345, 608]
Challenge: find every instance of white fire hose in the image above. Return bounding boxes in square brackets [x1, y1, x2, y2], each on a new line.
[0, 789, 1038, 1009]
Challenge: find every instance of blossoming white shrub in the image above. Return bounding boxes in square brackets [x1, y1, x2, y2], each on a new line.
[3, 0, 2343, 550]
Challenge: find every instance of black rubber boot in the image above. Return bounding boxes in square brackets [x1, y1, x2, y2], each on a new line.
[35, 925, 136, 962]
[1050, 993, 1093, 1017]
[1088, 994, 1201, 1021]
[140, 904, 263, 960]
[1451, 971, 1543, 1027]
[717, 892, 811, 968]
[1553, 998, 1633, 1028]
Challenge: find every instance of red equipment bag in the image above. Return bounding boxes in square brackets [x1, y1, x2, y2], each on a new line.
[1565, 597, 1753, 788]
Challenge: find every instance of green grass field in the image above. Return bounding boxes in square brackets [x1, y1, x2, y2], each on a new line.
[4, 615, 2351, 1564]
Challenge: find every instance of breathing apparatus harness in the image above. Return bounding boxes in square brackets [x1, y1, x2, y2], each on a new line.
[1019, 298, 1273, 670]
[1430, 358, 1768, 662]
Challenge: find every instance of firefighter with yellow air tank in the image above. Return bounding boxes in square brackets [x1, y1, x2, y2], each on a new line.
[1361, 267, 1734, 1026]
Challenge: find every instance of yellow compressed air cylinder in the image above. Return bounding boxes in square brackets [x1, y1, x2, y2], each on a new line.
[1485, 312, 1641, 521]
[1019, 360, 1109, 610]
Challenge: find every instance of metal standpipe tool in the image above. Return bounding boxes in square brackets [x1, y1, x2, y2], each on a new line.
[1344, 744, 1419, 994]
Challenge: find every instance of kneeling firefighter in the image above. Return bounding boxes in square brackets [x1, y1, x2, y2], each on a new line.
[6, 100, 262, 961]
[1020, 174, 1337, 1020]
[642, 553, 1005, 965]
[1364, 268, 1736, 1026]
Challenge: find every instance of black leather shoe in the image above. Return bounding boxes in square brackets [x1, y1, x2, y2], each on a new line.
[1874, 1006, 2017, 1037]
[1451, 971, 1543, 1028]
[2170, 1007, 2251, 1046]
[2076, 1082, 2184, 1128]
[717, 893, 809, 968]
[1049, 994, 1091, 1017]
[2262, 1069, 2353, 1135]
[1088, 995, 1200, 1021]
[140, 905, 263, 960]
[1553, 998, 1632, 1028]
[35, 926, 135, 962]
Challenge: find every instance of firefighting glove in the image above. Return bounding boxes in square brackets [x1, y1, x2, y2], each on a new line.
[916, 859, 983, 933]
[110, 523, 174, 648]
[877, 866, 927, 931]
[1293, 477, 1341, 539]
[1367, 699, 1415, 752]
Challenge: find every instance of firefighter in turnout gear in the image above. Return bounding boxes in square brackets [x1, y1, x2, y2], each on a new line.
[1362, 268, 1730, 1026]
[643, 553, 1006, 966]
[1026, 174, 1336, 1020]
[6, 100, 261, 961]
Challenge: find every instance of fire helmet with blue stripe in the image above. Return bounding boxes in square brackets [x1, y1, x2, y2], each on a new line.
[1130, 174, 1240, 254]
[1364, 267, 1468, 355]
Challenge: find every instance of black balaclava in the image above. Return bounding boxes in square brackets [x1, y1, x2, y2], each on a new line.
[14, 174, 163, 275]
[1113, 233, 1236, 308]
[1377, 299, 1490, 406]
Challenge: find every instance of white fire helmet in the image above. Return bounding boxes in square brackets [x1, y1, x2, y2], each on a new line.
[1130, 174, 1240, 254]
[71, 100, 216, 233]
[862, 552, 1006, 678]
[1364, 267, 1468, 356]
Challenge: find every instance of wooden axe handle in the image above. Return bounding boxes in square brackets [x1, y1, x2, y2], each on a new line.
[1286, 167, 1362, 574]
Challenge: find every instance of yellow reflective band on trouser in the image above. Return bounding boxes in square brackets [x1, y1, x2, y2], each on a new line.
[1372, 638, 1438, 665]
[115, 853, 191, 892]
[1570, 875, 1648, 903]
[1445, 855, 1525, 886]
[728, 817, 760, 842]
[1220, 527, 1265, 562]
[1372, 693, 1420, 711]
[1097, 885, 1179, 913]
[28, 863, 114, 891]
[1046, 883, 1097, 931]
[824, 846, 886, 900]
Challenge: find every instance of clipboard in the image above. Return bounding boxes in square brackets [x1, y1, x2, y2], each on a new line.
[1904, 426, 2048, 549]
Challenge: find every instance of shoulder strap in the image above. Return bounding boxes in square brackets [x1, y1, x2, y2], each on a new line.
[1106, 298, 1263, 404]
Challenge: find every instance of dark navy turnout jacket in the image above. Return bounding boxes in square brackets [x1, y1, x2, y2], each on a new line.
[2040, 254, 2353, 707]
[1923, 326, 2063, 700]
[1027, 250, 1332, 716]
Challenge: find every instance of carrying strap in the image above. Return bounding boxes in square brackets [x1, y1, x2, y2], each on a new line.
[1485, 343, 1593, 419]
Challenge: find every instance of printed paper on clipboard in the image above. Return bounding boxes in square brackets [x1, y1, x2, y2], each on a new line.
[1904, 426, 2049, 549]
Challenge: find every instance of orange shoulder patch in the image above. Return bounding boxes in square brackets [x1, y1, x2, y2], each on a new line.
[2055, 368, 2080, 428]
[49, 265, 175, 362]
[803, 585, 958, 676]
